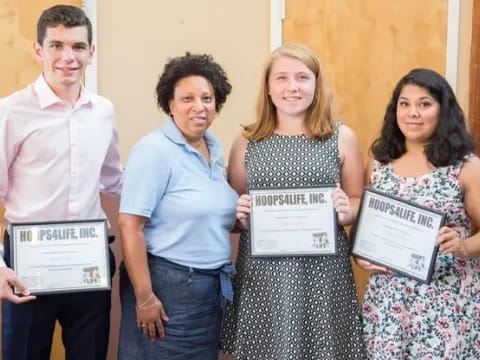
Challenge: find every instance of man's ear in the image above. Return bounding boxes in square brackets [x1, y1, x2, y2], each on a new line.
[33, 41, 43, 61]
[87, 43, 95, 65]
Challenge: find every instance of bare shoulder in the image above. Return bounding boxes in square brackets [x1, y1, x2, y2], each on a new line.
[338, 124, 362, 161]
[229, 131, 248, 160]
[227, 130, 249, 194]
[366, 157, 375, 171]
[338, 124, 358, 141]
[459, 155, 480, 189]
[365, 157, 376, 185]
[231, 131, 248, 149]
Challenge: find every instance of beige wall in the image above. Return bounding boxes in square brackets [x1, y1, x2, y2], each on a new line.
[96, 1, 270, 359]
[97, 0, 271, 162]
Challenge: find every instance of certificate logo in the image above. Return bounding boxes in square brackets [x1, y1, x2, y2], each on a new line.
[82, 266, 101, 284]
[312, 232, 329, 249]
[408, 253, 425, 273]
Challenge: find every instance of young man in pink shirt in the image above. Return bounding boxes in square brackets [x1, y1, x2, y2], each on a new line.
[0, 5, 123, 359]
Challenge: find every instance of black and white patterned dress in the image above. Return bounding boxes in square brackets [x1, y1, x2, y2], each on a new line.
[220, 128, 366, 359]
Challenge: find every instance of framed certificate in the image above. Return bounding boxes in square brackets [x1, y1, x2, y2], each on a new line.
[9, 219, 111, 295]
[351, 188, 446, 284]
[249, 186, 337, 256]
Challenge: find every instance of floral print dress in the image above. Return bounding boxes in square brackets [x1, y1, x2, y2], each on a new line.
[362, 159, 480, 359]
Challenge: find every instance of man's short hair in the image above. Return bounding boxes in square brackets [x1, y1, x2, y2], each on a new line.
[37, 5, 92, 45]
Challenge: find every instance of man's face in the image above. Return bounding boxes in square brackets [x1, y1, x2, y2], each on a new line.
[34, 25, 94, 92]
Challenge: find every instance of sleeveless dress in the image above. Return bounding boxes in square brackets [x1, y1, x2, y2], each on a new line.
[220, 128, 366, 359]
[362, 159, 480, 359]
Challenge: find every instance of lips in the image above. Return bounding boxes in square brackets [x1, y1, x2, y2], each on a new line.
[190, 116, 207, 122]
[56, 67, 79, 73]
[404, 122, 423, 127]
[283, 96, 301, 102]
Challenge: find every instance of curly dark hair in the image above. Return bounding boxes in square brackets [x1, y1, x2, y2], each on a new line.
[37, 5, 92, 45]
[371, 68, 475, 166]
[156, 53, 232, 114]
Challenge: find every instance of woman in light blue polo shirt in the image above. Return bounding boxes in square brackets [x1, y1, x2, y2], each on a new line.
[117, 53, 238, 360]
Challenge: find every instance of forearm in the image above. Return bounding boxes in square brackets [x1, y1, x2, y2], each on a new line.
[0, 243, 6, 267]
[342, 197, 360, 226]
[462, 232, 480, 259]
[120, 225, 153, 302]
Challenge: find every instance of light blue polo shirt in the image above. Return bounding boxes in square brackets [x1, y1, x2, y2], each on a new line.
[119, 118, 238, 269]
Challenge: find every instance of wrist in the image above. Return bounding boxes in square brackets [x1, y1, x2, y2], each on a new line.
[340, 213, 354, 226]
[136, 292, 155, 307]
[134, 288, 153, 303]
[231, 220, 245, 233]
[459, 240, 470, 259]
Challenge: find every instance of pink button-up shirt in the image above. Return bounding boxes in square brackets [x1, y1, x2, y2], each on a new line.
[0, 75, 123, 264]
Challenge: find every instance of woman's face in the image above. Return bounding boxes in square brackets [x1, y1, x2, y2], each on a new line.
[169, 75, 216, 143]
[268, 56, 316, 120]
[396, 84, 440, 145]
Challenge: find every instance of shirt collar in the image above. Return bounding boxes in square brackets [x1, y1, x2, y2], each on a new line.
[33, 74, 94, 109]
[161, 116, 223, 162]
[161, 116, 188, 145]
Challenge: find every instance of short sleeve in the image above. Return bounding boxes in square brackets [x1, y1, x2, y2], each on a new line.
[119, 138, 170, 218]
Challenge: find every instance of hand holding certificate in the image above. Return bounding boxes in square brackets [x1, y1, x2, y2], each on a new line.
[10, 219, 111, 295]
[249, 186, 337, 256]
[352, 188, 445, 283]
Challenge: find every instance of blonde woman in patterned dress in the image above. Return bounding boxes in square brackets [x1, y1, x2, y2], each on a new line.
[357, 68, 480, 359]
[220, 43, 366, 359]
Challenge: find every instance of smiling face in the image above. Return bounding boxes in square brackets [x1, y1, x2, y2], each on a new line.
[169, 75, 217, 143]
[396, 84, 441, 145]
[267, 56, 316, 120]
[34, 24, 94, 94]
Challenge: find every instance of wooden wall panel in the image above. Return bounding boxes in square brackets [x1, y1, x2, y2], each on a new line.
[283, 0, 448, 300]
[0, 0, 80, 97]
[283, 0, 448, 158]
[0, 0, 39, 97]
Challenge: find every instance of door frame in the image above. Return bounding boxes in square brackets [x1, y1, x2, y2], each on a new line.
[468, 0, 480, 151]
[83, 0, 98, 92]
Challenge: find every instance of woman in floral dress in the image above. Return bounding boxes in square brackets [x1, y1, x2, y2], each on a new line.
[357, 68, 480, 359]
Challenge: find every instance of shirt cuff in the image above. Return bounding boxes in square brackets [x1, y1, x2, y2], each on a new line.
[0, 244, 6, 267]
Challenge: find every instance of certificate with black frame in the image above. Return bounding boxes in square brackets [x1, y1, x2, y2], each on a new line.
[10, 219, 111, 295]
[351, 188, 446, 284]
[249, 185, 338, 256]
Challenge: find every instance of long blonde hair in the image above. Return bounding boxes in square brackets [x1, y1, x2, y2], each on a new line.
[244, 43, 337, 140]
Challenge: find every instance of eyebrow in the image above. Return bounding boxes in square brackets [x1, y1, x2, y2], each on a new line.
[178, 92, 213, 96]
[46, 40, 89, 46]
[398, 96, 433, 100]
[272, 71, 310, 75]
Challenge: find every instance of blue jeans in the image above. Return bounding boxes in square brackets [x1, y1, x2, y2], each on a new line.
[118, 255, 226, 360]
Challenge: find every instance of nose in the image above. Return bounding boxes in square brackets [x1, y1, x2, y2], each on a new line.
[192, 98, 205, 112]
[286, 78, 299, 92]
[407, 105, 419, 117]
[61, 47, 75, 61]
